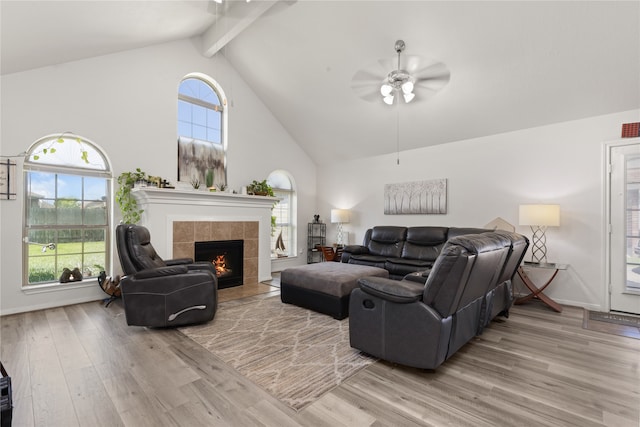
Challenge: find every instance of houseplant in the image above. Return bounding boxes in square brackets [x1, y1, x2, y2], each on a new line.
[246, 179, 274, 197]
[116, 168, 146, 224]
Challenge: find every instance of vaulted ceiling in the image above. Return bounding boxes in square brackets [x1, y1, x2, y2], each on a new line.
[2, 1, 639, 165]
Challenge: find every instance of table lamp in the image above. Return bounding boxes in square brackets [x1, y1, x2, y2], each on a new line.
[331, 209, 350, 246]
[519, 204, 560, 263]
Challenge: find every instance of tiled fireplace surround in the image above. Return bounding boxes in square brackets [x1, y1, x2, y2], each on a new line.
[172, 220, 259, 286]
[131, 187, 276, 285]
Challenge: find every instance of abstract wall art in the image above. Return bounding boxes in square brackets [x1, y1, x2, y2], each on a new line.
[384, 178, 447, 215]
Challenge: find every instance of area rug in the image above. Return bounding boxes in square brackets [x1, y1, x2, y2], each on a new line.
[178, 296, 376, 411]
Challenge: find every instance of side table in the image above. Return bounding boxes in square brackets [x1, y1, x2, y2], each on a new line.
[515, 261, 567, 312]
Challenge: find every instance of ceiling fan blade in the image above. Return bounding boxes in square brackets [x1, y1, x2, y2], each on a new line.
[359, 90, 385, 103]
[350, 65, 386, 102]
[351, 69, 384, 86]
[412, 61, 451, 81]
[350, 81, 382, 102]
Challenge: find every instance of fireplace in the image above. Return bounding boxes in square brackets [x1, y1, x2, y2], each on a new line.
[195, 240, 244, 289]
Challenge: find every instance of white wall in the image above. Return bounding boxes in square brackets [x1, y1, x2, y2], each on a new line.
[0, 38, 316, 314]
[317, 109, 640, 311]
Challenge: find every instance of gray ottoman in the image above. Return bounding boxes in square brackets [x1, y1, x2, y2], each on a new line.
[280, 263, 389, 319]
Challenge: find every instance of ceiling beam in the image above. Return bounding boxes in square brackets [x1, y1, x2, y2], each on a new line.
[201, 1, 278, 57]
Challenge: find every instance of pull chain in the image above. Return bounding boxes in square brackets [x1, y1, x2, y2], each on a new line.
[396, 101, 400, 165]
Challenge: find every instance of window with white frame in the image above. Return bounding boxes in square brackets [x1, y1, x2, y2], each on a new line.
[268, 171, 296, 258]
[177, 74, 227, 188]
[23, 134, 111, 286]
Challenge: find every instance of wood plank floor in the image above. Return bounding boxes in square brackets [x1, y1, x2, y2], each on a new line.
[1, 279, 639, 427]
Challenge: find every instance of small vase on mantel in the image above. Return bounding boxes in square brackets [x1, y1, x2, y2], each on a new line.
[205, 169, 215, 191]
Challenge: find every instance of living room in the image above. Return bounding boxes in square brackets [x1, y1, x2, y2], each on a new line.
[1, 1, 639, 426]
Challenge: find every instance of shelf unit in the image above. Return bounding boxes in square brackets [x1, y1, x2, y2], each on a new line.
[307, 222, 326, 263]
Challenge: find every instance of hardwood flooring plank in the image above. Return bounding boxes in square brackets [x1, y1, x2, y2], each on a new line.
[64, 365, 125, 427]
[63, 303, 100, 334]
[29, 330, 79, 426]
[245, 399, 307, 427]
[0, 333, 31, 402]
[47, 316, 93, 374]
[300, 392, 378, 427]
[11, 395, 35, 427]
[98, 370, 172, 427]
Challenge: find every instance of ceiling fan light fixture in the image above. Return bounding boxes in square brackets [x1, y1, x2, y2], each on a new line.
[381, 84, 393, 97]
[403, 92, 415, 103]
[379, 40, 420, 105]
[401, 80, 414, 94]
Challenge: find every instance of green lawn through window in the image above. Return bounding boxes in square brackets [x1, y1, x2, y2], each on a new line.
[27, 241, 105, 284]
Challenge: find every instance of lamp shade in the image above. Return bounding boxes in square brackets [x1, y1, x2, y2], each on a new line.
[330, 209, 350, 224]
[519, 204, 560, 227]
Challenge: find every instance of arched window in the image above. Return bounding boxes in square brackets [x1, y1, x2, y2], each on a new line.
[177, 73, 227, 189]
[268, 170, 296, 258]
[23, 133, 111, 286]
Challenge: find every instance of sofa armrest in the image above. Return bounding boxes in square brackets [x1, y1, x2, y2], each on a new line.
[133, 265, 189, 280]
[357, 276, 424, 303]
[186, 261, 217, 275]
[342, 245, 369, 263]
[165, 257, 194, 266]
[343, 245, 369, 255]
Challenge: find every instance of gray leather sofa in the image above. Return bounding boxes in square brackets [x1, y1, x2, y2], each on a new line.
[341, 226, 491, 279]
[348, 231, 528, 370]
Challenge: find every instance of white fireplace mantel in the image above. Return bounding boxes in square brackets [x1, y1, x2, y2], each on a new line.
[131, 187, 277, 282]
[131, 186, 278, 208]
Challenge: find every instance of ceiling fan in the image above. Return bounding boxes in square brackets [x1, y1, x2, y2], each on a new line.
[351, 40, 451, 105]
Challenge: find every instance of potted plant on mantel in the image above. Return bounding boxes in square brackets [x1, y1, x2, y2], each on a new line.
[246, 179, 274, 197]
[116, 168, 146, 224]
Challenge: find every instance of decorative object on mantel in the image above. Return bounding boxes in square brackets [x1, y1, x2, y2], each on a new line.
[384, 178, 447, 214]
[205, 168, 216, 191]
[190, 176, 200, 189]
[313, 214, 320, 223]
[0, 159, 17, 200]
[621, 122, 640, 138]
[147, 176, 175, 189]
[116, 168, 147, 224]
[246, 179, 274, 197]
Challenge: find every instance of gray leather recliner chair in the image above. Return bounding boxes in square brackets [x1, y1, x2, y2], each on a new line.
[349, 233, 516, 370]
[116, 224, 218, 327]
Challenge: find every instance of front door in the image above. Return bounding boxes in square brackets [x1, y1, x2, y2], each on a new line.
[608, 139, 640, 314]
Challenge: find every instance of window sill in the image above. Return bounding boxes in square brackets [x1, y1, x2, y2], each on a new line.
[271, 255, 298, 261]
[22, 278, 98, 295]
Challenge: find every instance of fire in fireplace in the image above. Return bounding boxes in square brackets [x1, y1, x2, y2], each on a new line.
[194, 239, 244, 289]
